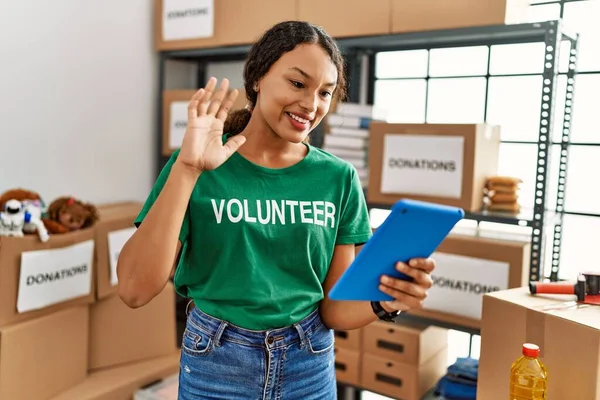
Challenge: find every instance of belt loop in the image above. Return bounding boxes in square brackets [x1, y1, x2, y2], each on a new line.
[294, 322, 307, 349]
[214, 321, 228, 347]
[185, 300, 194, 316]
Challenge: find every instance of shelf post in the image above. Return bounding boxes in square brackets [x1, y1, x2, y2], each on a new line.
[528, 21, 562, 282]
[549, 28, 580, 281]
[156, 53, 167, 178]
[344, 49, 366, 103]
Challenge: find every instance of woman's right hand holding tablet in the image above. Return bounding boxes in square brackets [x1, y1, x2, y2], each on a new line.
[176, 77, 247, 174]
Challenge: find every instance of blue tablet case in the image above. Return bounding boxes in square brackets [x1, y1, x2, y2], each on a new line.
[328, 199, 465, 301]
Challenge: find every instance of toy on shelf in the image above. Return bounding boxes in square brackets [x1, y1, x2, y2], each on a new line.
[42, 196, 99, 234]
[483, 176, 522, 213]
[0, 199, 50, 242]
[0, 188, 48, 237]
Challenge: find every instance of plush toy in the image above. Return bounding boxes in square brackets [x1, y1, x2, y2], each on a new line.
[0, 199, 50, 242]
[0, 188, 49, 241]
[42, 196, 99, 234]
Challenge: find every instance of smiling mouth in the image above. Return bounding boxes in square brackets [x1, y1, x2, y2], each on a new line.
[286, 112, 311, 124]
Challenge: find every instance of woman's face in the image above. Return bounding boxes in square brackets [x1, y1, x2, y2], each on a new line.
[255, 43, 338, 144]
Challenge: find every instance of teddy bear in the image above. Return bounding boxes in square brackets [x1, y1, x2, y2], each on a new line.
[42, 196, 99, 234]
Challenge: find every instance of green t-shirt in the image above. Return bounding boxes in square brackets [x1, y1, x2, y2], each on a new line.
[135, 135, 372, 330]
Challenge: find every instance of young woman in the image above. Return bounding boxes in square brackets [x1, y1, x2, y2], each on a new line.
[117, 20, 435, 400]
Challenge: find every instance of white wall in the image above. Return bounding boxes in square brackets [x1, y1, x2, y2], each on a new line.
[0, 1, 158, 205]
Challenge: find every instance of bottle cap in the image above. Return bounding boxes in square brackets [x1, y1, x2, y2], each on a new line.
[522, 343, 540, 357]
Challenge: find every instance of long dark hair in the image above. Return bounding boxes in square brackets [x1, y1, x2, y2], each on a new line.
[223, 21, 347, 136]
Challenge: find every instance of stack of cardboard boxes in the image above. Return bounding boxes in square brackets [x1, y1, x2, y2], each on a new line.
[367, 122, 534, 330]
[0, 202, 179, 400]
[333, 327, 363, 386]
[154, 0, 529, 51]
[333, 321, 448, 399]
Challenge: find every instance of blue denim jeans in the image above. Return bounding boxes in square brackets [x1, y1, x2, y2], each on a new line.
[178, 304, 337, 400]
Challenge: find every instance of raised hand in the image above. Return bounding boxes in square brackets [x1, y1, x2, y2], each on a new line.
[176, 77, 247, 173]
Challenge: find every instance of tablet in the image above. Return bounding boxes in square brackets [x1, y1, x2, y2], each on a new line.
[328, 199, 465, 301]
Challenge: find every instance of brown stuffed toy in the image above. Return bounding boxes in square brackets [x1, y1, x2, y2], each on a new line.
[43, 196, 99, 234]
[0, 188, 44, 211]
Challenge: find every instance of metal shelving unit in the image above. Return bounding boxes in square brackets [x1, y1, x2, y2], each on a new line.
[356, 20, 579, 284]
[355, 24, 580, 362]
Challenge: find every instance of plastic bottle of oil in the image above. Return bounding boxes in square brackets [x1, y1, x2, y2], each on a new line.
[509, 343, 548, 399]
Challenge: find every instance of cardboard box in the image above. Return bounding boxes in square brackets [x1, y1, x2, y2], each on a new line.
[51, 353, 180, 400]
[89, 283, 178, 370]
[0, 306, 89, 400]
[162, 90, 197, 155]
[298, 0, 391, 38]
[391, 0, 528, 33]
[334, 328, 362, 351]
[368, 123, 500, 212]
[96, 200, 142, 209]
[94, 202, 143, 300]
[217, 0, 296, 46]
[477, 287, 600, 400]
[0, 229, 95, 328]
[362, 320, 447, 365]
[155, 0, 220, 51]
[407, 233, 530, 329]
[155, 0, 295, 50]
[162, 88, 248, 156]
[334, 347, 361, 387]
[361, 348, 448, 400]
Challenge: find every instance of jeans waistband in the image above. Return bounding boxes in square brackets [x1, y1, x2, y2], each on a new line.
[185, 301, 324, 350]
